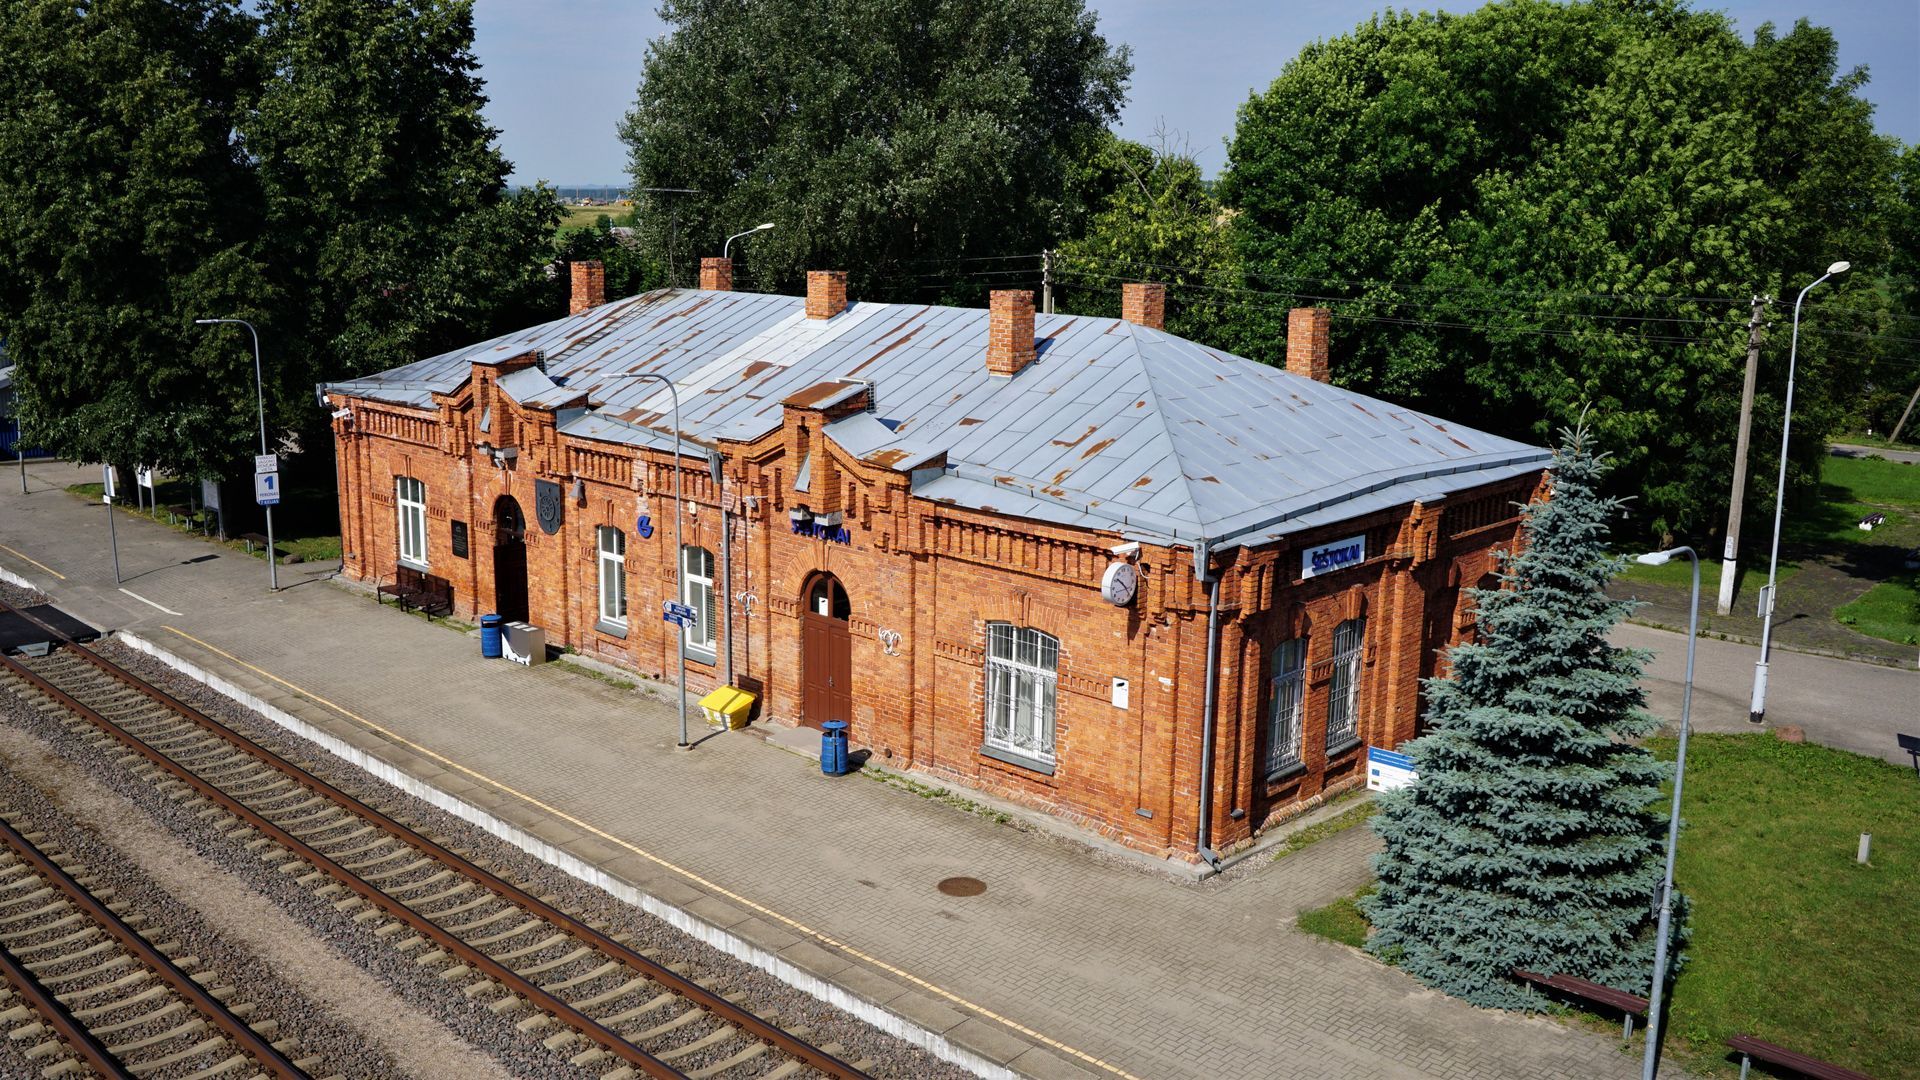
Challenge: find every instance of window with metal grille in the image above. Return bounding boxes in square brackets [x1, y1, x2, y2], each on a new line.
[681, 545, 716, 654]
[1267, 638, 1306, 777]
[985, 623, 1059, 766]
[396, 476, 427, 568]
[597, 527, 626, 626]
[1326, 617, 1365, 749]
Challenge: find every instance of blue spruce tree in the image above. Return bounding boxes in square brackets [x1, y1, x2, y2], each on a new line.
[1360, 424, 1673, 1008]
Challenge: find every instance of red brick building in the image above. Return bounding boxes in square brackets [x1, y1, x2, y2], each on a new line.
[324, 261, 1546, 862]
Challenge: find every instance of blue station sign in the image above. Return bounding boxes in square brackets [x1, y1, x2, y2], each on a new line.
[1300, 533, 1366, 579]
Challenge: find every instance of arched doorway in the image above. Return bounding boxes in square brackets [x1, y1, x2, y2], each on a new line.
[800, 572, 852, 730]
[493, 496, 529, 623]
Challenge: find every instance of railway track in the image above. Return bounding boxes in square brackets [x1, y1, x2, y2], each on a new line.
[0, 809, 315, 1080]
[0, 603, 874, 1080]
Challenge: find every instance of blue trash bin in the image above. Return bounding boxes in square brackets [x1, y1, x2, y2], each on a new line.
[820, 720, 849, 776]
[480, 614, 503, 659]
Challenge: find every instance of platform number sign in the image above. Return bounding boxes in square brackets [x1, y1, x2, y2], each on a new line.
[254, 470, 281, 506]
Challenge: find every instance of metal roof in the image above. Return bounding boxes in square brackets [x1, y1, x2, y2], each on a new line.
[326, 288, 1548, 551]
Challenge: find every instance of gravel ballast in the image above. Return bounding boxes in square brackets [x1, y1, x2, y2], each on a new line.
[0, 616, 973, 1078]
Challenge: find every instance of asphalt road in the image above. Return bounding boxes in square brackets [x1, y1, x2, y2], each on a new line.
[1617, 620, 1918, 766]
[1831, 442, 1920, 465]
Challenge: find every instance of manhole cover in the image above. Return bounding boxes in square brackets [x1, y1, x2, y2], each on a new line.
[936, 876, 986, 897]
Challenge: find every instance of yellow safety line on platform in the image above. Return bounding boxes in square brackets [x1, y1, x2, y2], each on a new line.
[159, 624, 1144, 1080]
[0, 543, 66, 580]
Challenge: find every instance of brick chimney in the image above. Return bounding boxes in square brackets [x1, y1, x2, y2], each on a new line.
[570, 260, 606, 315]
[987, 290, 1036, 377]
[806, 270, 847, 319]
[1286, 307, 1331, 382]
[1121, 282, 1166, 329]
[699, 257, 733, 292]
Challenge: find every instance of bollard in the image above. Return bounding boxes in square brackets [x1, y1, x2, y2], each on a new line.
[1858, 833, 1872, 864]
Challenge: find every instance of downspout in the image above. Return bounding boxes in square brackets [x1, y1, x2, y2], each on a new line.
[1195, 539, 1224, 870]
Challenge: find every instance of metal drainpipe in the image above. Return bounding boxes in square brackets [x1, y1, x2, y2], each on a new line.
[1195, 543, 1224, 870]
[721, 496, 734, 686]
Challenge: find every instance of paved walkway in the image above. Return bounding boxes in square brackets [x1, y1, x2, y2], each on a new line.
[5, 461, 1661, 1079]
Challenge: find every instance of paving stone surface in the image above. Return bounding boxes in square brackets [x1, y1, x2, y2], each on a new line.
[0, 461, 1684, 1079]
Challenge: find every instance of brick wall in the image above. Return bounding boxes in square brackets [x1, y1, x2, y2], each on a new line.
[330, 378, 1536, 861]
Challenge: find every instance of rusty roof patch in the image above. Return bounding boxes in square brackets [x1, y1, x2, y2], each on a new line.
[957, 416, 984, 426]
[1133, 475, 1153, 488]
[1080, 437, 1115, 460]
[866, 448, 911, 468]
[782, 379, 865, 408]
[649, 293, 716, 328]
[848, 320, 926, 375]
[1052, 422, 1098, 447]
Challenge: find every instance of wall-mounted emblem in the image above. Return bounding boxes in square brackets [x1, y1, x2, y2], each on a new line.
[877, 628, 902, 656]
[1301, 533, 1366, 579]
[533, 479, 564, 535]
[635, 513, 654, 540]
[1100, 562, 1138, 606]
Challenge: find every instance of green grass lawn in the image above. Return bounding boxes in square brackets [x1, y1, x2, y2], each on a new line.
[1836, 571, 1920, 646]
[1822, 453, 1920, 509]
[66, 478, 341, 564]
[1296, 735, 1919, 1078]
[1614, 554, 1791, 594]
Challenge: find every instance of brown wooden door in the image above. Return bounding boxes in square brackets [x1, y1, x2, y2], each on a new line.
[801, 611, 852, 730]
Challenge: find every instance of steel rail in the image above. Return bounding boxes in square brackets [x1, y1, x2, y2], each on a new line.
[0, 815, 305, 1079]
[0, 931, 137, 1080]
[0, 603, 870, 1080]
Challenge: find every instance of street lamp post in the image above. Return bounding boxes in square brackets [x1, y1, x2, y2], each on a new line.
[194, 318, 277, 591]
[1636, 544, 1700, 1080]
[1748, 261, 1848, 725]
[722, 222, 775, 261]
[605, 372, 691, 748]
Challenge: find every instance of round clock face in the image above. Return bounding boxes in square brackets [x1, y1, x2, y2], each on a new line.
[1101, 562, 1138, 606]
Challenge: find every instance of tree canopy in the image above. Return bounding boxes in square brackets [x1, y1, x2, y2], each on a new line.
[619, 0, 1130, 302]
[0, 0, 560, 478]
[1220, 0, 1904, 540]
[1362, 424, 1675, 1007]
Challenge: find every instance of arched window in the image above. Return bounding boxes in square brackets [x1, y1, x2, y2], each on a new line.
[985, 623, 1059, 767]
[597, 527, 626, 627]
[681, 546, 717, 655]
[807, 575, 850, 619]
[1325, 617, 1366, 751]
[395, 476, 427, 568]
[1266, 638, 1306, 777]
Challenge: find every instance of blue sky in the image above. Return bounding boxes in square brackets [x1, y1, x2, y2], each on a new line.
[472, 0, 1919, 185]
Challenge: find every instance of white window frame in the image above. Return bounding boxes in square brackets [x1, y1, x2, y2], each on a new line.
[597, 526, 627, 628]
[1326, 617, 1365, 750]
[984, 622, 1059, 768]
[1267, 637, 1307, 777]
[680, 545, 716, 655]
[395, 476, 428, 569]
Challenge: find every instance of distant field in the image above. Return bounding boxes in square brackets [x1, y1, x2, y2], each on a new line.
[558, 204, 627, 231]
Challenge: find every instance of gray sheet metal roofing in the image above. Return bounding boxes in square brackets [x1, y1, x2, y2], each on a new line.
[325, 287, 1549, 552]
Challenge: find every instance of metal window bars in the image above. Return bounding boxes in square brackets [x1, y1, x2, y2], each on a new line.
[985, 623, 1059, 762]
[1267, 638, 1306, 775]
[1326, 617, 1365, 746]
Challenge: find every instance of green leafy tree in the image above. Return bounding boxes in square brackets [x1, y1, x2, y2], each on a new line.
[1360, 424, 1673, 1008]
[618, 0, 1130, 301]
[1221, 0, 1901, 540]
[0, 0, 267, 477]
[551, 218, 666, 309]
[1055, 132, 1237, 344]
[245, 0, 562, 417]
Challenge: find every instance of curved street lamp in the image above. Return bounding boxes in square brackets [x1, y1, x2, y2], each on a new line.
[194, 317, 276, 591]
[722, 222, 776, 261]
[1635, 545, 1700, 1080]
[1748, 260, 1848, 725]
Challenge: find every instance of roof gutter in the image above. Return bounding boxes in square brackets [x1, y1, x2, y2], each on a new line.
[1194, 538, 1224, 871]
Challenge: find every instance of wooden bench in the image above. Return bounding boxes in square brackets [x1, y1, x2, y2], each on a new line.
[1898, 732, 1920, 779]
[1727, 1033, 1873, 1080]
[239, 532, 278, 558]
[376, 566, 453, 619]
[1513, 968, 1649, 1041]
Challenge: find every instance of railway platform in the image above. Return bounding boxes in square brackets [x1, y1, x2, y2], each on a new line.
[0, 460, 1654, 1080]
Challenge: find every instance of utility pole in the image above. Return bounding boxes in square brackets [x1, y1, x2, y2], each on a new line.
[1716, 295, 1768, 616]
[1888, 380, 1920, 446]
[1041, 249, 1054, 315]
